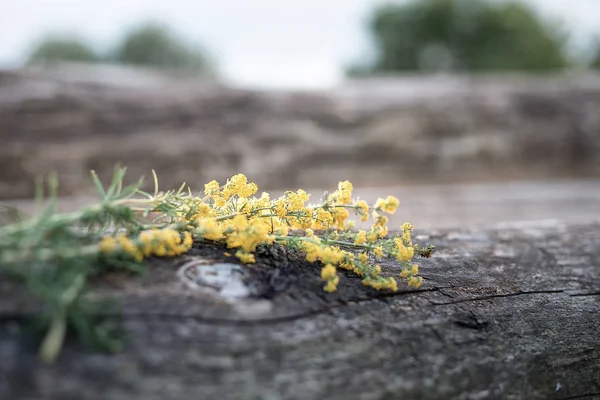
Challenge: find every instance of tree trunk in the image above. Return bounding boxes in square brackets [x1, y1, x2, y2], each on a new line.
[1, 221, 599, 399]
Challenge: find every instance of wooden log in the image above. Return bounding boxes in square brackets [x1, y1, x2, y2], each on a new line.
[3, 67, 600, 200]
[1, 221, 599, 399]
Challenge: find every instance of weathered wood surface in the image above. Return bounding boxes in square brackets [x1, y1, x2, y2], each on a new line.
[3, 66, 600, 200]
[1, 221, 599, 399]
[7, 179, 600, 231]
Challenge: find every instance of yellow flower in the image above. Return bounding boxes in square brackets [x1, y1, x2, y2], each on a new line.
[394, 238, 414, 262]
[255, 192, 270, 208]
[275, 223, 289, 236]
[219, 174, 259, 200]
[115, 170, 430, 295]
[324, 276, 340, 293]
[320, 264, 337, 280]
[238, 182, 258, 198]
[221, 187, 233, 200]
[411, 263, 419, 275]
[401, 221, 414, 244]
[154, 244, 167, 257]
[131, 228, 194, 258]
[373, 264, 381, 276]
[354, 230, 367, 245]
[400, 263, 420, 282]
[286, 189, 310, 211]
[407, 276, 423, 288]
[337, 181, 353, 204]
[402, 232, 412, 245]
[274, 200, 287, 218]
[313, 209, 333, 229]
[373, 215, 388, 229]
[332, 208, 349, 228]
[373, 246, 383, 258]
[235, 250, 255, 264]
[355, 200, 369, 222]
[232, 214, 248, 231]
[99, 236, 117, 254]
[401, 222, 414, 232]
[178, 200, 215, 221]
[138, 230, 154, 256]
[368, 231, 379, 243]
[214, 196, 226, 207]
[361, 277, 397, 292]
[320, 246, 344, 264]
[204, 180, 219, 196]
[383, 196, 399, 214]
[183, 231, 193, 247]
[304, 242, 319, 262]
[374, 196, 399, 214]
[117, 235, 143, 262]
[358, 252, 368, 264]
[198, 218, 223, 241]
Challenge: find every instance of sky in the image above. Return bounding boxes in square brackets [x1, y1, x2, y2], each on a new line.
[1, 0, 599, 89]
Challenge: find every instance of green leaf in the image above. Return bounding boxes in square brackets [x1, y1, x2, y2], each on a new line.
[90, 170, 106, 199]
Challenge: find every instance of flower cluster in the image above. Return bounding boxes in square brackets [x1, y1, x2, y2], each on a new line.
[108, 173, 429, 293]
[99, 228, 193, 261]
[1, 166, 433, 363]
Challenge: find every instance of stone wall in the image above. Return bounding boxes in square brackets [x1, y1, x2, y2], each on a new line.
[1, 65, 600, 199]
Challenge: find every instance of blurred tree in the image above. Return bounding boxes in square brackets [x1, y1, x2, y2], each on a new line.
[355, 0, 570, 74]
[28, 37, 100, 64]
[112, 23, 213, 74]
[589, 39, 600, 69]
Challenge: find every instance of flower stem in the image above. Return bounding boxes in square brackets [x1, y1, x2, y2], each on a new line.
[39, 274, 85, 363]
[40, 311, 67, 363]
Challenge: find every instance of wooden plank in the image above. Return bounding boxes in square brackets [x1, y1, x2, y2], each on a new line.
[1, 221, 599, 399]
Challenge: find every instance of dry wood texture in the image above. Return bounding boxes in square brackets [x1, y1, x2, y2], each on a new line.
[2, 67, 600, 200]
[1, 221, 599, 399]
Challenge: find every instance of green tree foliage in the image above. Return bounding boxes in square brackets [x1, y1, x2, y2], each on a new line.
[588, 39, 600, 69]
[361, 0, 570, 73]
[112, 23, 212, 74]
[28, 37, 100, 64]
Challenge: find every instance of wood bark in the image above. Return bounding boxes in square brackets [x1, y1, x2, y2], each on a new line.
[3, 67, 600, 200]
[1, 221, 599, 399]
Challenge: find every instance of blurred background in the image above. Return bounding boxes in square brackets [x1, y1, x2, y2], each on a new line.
[1, 0, 600, 229]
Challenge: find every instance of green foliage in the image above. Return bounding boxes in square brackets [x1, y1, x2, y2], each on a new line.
[27, 37, 100, 64]
[0, 168, 145, 362]
[0, 166, 434, 362]
[26, 23, 214, 75]
[588, 39, 600, 69]
[359, 0, 570, 73]
[112, 23, 212, 74]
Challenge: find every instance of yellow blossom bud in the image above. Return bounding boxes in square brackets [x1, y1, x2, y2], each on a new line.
[373, 264, 382, 275]
[321, 264, 337, 280]
[324, 276, 340, 293]
[235, 250, 255, 264]
[354, 230, 367, 245]
[204, 180, 219, 195]
[407, 276, 423, 288]
[358, 252, 368, 264]
[411, 264, 419, 275]
[374, 246, 384, 258]
[354, 200, 369, 222]
[384, 196, 399, 214]
[99, 236, 117, 254]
